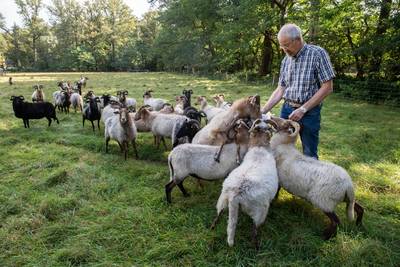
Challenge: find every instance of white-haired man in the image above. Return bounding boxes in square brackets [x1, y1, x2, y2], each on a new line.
[261, 23, 335, 159]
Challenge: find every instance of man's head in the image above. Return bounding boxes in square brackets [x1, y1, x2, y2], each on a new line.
[278, 23, 304, 57]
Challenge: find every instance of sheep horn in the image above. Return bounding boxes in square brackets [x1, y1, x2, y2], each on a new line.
[10, 96, 15, 101]
[264, 119, 279, 132]
[288, 120, 301, 137]
[249, 119, 262, 132]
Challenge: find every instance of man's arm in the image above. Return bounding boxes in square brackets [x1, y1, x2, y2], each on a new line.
[289, 80, 333, 121]
[261, 85, 285, 114]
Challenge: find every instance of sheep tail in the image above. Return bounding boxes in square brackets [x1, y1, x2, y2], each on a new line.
[345, 185, 355, 222]
[168, 154, 174, 182]
[227, 196, 240, 247]
[216, 192, 228, 214]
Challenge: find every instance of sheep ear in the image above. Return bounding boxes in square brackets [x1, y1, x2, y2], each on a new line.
[19, 95, 25, 100]
[265, 119, 279, 132]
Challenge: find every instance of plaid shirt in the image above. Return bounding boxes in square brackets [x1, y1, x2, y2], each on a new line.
[279, 44, 335, 103]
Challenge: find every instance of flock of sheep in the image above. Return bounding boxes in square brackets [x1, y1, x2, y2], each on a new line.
[9, 77, 364, 248]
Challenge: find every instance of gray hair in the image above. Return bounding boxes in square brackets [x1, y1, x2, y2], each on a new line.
[278, 24, 303, 41]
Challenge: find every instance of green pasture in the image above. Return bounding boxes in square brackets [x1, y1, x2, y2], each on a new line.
[0, 72, 399, 266]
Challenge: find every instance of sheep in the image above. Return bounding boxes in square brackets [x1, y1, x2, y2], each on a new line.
[117, 90, 137, 111]
[105, 105, 138, 160]
[143, 90, 167, 111]
[192, 95, 261, 161]
[32, 85, 45, 102]
[211, 119, 278, 249]
[182, 89, 193, 108]
[70, 92, 83, 113]
[83, 96, 102, 132]
[196, 96, 224, 123]
[172, 119, 200, 147]
[165, 119, 251, 203]
[10, 95, 59, 128]
[269, 116, 364, 240]
[213, 94, 231, 110]
[133, 106, 188, 149]
[9, 77, 13, 85]
[174, 95, 185, 114]
[79, 76, 89, 87]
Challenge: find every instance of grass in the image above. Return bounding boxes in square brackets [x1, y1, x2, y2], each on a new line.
[0, 72, 399, 266]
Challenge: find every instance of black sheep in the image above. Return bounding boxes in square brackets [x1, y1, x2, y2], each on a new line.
[173, 119, 200, 148]
[10, 95, 59, 128]
[182, 89, 193, 108]
[83, 97, 101, 132]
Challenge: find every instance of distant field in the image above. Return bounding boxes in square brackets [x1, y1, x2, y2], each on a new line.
[0, 72, 399, 266]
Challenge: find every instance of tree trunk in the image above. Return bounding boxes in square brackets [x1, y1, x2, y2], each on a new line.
[259, 30, 273, 76]
[309, 0, 320, 44]
[369, 0, 392, 75]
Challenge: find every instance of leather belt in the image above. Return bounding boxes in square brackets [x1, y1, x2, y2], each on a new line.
[284, 99, 303, 108]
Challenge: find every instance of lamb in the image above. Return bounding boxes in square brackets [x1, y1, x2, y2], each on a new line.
[70, 92, 83, 112]
[211, 119, 278, 249]
[10, 95, 59, 128]
[105, 105, 138, 160]
[192, 95, 261, 161]
[213, 94, 231, 110]
[165, 119, 251, 203]
[32, 85, 45, 102]
[143, 90, 167, 111]
[196, 96, 224, 123]
[269, 116, 364, 240]
[83, 96, 102, 132]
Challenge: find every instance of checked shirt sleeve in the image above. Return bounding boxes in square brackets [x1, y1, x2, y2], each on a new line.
[278, 57, 288, 88]
[316, 48, 335, 84]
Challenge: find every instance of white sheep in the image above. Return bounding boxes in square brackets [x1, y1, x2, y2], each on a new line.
[70, 92, 83, 112]
[165, 120, 250, 203]
[211, 119, 278, 249]
[269, 116, 364, 240]
[196, 96, 224, 123]
[105, 105, 138, 160]
[143, 90, 167, 111]
[174, 95, 185, 114]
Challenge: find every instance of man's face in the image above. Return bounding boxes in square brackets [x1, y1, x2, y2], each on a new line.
[279, 36, 301, 57]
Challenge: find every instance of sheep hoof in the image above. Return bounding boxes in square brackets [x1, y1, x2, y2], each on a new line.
[322, 228, 337, 240]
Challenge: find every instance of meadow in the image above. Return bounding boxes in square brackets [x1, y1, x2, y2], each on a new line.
[0, 72, 399, 266]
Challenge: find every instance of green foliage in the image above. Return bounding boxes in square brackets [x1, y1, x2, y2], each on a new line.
[0, 72, 399, 266]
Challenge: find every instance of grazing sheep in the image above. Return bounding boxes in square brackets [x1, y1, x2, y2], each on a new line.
[165, 119, 250, 203]
[70, 92, 83, 113]
[32, 85, 45, 102]
[211, 119, 278, 249]
[83, 97, 102, 132]
[196, 96, 224, 123]
[10, 95, 59, 128]
[270, 116, 364, 240]
[143, 90, 167, 111]
[105, 105, 138, 160]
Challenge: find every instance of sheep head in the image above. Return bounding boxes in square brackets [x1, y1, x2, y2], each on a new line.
[231, 95, 261, 120]
[269, 116, 301, 145]
[248, 118, 277, 146]
[114, 107, 130, 125]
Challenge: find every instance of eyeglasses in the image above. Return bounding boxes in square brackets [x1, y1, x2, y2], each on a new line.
[279, 39, 295, 50]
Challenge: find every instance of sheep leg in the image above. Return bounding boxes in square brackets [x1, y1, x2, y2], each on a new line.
[124, 141, 128, 160]
[177, 181, 190, 197]
[105, 137, 110, 153]
[214, 142, 225, 163]
[236, 145, 241, 164]
[26, 119, 30, 128]
[210, 209, 224, 229]
[161, 137, 168, 150]
[91, 121, 95, 132]
[165, 180, 176, 203]
[252, 224, 260, 250]
[117, 141, 123, 152]
[82, 117, 85, 127]
[354, 202, 364, 226]
[97, 120, 100, 131]
[323, 212, 340, 240]
[273, 186, 281, 201]
[132, 140, 139, 159]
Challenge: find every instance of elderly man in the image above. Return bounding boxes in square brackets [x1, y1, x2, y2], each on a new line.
[262, 23, 335, 159]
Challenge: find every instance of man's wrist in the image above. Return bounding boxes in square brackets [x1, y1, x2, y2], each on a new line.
[298, 106, 308, 113]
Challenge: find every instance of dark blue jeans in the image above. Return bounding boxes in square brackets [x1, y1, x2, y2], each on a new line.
[281, 103, 322, 159]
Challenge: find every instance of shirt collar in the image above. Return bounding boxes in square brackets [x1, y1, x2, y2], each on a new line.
[291, 43, 307, 60]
